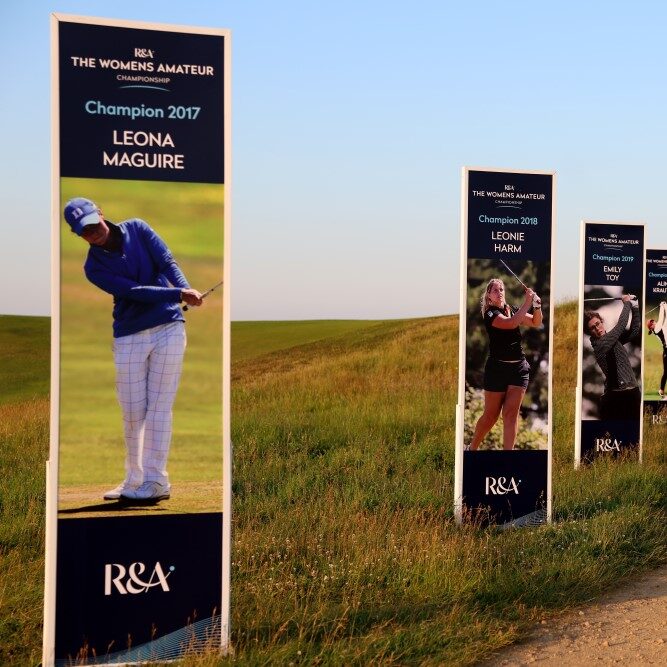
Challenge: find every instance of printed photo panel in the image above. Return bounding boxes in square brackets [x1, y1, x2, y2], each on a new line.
[643, 250, 667, 426]
[456, 168, 554, 527]
[576, 222, 644, 464]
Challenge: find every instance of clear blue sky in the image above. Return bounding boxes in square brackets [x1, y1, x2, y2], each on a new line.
[2, 1, 666, 319]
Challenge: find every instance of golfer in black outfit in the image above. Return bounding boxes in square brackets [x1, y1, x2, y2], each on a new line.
[583, 294, 641, 419]
[469, 278, 543, 451]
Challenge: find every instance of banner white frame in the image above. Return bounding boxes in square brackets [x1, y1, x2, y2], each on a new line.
[455, 166, 555, 526]
[642, 248, 667, 419]
[44, 14, 232, 665]
[574, 220, 645, 467]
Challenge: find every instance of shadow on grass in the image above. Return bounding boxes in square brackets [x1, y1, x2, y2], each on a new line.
[59, 499, 170, 514]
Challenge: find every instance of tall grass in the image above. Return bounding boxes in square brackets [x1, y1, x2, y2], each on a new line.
[220, 306, 666, 664]
[0, 305, 665, 665]
[0, 399, 49, 666]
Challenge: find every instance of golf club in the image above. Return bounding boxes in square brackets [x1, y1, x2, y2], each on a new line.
[183, 279, 224, 311]
[500, 259, 529, 290]
[583, 295, 637, 302]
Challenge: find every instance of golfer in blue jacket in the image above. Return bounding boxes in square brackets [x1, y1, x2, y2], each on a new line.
[64, 196, 203, 502]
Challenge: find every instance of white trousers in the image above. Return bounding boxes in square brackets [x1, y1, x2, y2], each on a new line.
[113, 321, 186, 486]
[656, 301, 666, 334]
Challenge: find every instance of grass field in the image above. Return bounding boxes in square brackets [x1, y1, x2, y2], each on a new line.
[1, 305, 666, 665]
[0, 315, 49, 406]
[231, 320, 393, 363]
[58, 178, 224, 513]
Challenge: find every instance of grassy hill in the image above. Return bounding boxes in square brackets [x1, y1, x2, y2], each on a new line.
[0, 306, 665, 665]
[231, 320, 397, 362]
[0, 315, 49, 405]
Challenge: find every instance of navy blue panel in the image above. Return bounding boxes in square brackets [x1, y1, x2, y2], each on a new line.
[467, 171, 552, 261]
[643, 402, 667, 420]
[462, 450, 548, 526]
[580, 420, 640, 463]
[55, 513, 222, 662]
[583, 223, 644, 286]
[59, 21, 224, 183]
[646, 249, 667, 303]
[580, 223, 644, 460]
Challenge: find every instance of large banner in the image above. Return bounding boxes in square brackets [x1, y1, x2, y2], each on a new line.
[575, 222, 644, 464]
[643, 249, 667, 423]
[455, 168, 554, 527]
[45, 16, 231, 666]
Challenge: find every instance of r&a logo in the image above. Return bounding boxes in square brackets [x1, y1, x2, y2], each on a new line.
[595, 433, 622, 452]
[485, 476, 521, 495]
[104, 562, 174, 595]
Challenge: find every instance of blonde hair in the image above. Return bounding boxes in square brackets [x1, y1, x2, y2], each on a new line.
[480, 278, 506, 317]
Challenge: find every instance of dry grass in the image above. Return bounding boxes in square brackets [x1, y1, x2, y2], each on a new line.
[0, 305, 665, 666]
[0, 398, 49, 666]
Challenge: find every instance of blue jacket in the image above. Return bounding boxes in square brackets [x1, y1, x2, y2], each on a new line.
[84, 219, 189, 338]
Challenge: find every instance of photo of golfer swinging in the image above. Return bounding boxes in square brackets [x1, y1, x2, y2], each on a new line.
[464, 259, 550, 451]
[581, 287, 642, 420]
[58, 177, 224, 515]
[64, 196, 204, 502]
[645, 301, 667, 401]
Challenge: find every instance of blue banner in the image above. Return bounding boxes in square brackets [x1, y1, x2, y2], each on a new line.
[457, 168, 554, 527]
[46, 16, 230, 666]
[578, 222, 644, 462]
[643, 249, 667, 418]
[59, 21, 224, 183]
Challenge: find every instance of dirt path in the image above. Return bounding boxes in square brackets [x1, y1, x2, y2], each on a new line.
[484, 566, 667, 666]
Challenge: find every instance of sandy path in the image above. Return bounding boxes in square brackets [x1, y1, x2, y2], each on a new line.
[484, 566, 667, 666]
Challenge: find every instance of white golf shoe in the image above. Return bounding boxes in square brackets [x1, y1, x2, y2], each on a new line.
[103, 481, 137, 500]
[120, 481, 171, 501]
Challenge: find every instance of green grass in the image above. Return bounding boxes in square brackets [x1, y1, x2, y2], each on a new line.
[0, 315, 49, 405]
[231, 320, 395, 363]
[61, 178, 225, 261]
[0, 304, 666, 666]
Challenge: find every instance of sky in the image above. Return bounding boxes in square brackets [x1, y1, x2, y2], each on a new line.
[1, 1, 666, 319]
